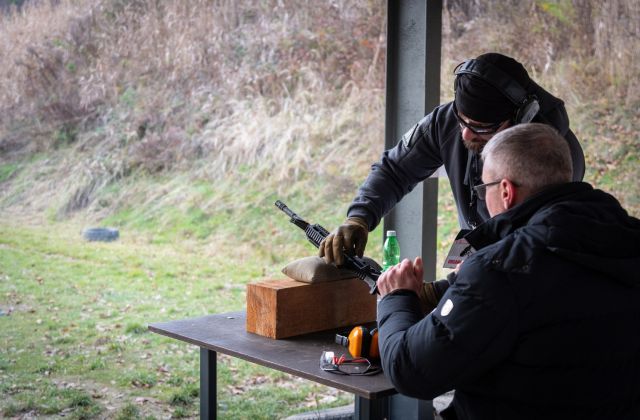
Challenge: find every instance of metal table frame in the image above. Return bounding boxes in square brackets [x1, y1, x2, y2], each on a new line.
[149, 311, 398, 420]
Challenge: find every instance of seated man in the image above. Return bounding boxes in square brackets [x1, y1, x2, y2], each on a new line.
[376, 123, 640, 419]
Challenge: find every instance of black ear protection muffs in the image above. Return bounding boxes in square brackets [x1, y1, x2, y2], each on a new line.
[454, 58, 540, 124]
[335, 326, 379, 359]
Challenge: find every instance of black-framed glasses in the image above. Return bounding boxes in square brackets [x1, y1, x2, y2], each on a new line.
[320, 351, 381, 376]
[453, 103, 506, 135]
[473, 180, 501, 201]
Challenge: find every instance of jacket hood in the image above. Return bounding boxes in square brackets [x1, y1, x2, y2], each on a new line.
[530, 81, 570, 136]
[466, 182, 640, 286]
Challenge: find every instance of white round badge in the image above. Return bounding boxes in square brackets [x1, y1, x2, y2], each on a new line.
[441, 299, 454, 316]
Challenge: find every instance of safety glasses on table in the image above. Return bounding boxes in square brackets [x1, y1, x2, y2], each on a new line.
[319, 351, 381, 376]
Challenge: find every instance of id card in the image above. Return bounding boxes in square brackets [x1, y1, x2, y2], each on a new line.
[443, 229, 475, 268]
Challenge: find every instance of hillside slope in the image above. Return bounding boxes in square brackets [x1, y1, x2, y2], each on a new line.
[0, 0, 638, 227]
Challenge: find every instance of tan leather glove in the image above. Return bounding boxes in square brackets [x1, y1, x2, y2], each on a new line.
[418, 282, 440, 314]
[319, 216, 369, 266]
[417, 278, 452, 314]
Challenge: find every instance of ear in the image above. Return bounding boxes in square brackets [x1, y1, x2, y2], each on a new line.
[500, 179, 518, 210]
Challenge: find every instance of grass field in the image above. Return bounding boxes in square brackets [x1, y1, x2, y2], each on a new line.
[0, 178, 458, 419]
[0, 220, 351, 419]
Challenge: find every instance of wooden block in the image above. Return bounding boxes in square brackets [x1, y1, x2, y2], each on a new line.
[246, 278, 377, 339]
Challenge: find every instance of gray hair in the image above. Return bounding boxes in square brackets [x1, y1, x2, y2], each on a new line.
[481, 123, 573, 193]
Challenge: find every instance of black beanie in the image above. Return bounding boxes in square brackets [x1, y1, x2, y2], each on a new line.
[454, 53, 531, 123]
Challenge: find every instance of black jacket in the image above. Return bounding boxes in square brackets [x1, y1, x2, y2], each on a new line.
[347, 84, 585, 230]
[377, 182, 640, 419]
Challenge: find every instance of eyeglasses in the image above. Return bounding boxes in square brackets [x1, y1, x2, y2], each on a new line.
[453, 103, 506, 135]
[473, 180, 501, 201]
[320, 351, 381, 376]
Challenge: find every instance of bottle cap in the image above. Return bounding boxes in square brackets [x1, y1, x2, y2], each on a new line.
[386, 230, 396, 237]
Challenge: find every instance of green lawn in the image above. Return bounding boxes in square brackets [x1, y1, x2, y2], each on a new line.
[0, 178, 458, 419]
[0, 221, 356, 419]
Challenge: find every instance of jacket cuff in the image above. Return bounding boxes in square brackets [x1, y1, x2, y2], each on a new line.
[346, 207, 376, 232]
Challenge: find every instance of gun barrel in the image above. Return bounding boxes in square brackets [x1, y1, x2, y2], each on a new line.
[275, 200, 294, 217]
[275, 199, 380, 294]
[275, 200, 309, 231]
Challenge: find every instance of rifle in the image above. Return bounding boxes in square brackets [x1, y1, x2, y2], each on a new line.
[275, 200, 380, 294]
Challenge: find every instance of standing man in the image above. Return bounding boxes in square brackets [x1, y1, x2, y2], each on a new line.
[320, 52, 585, 266]
[376, 123, 640, 419]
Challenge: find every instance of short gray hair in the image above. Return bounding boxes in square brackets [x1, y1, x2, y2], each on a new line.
[481, 123, 573, 193]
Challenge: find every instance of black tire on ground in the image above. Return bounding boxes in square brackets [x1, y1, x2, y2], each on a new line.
[83, 227, 120, 242]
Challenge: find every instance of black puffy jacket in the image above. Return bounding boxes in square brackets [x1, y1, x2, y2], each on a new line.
[347, 83, 585, 230]
[377, 182, 640, 420]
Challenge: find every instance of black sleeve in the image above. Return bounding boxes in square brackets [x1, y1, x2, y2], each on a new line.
[347, 109, 445, 230]
[376, 257, 518, 400]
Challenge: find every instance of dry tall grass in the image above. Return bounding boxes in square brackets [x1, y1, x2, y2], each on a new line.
[0, 0, 385, 149]
[0, 0, 638, 218]
[0, 0, 386, 217]
[443, 0, 640, 214]
[443, 0, 639, 103]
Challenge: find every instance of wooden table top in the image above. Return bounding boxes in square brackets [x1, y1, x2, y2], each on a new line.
[149, 311, 397, 399]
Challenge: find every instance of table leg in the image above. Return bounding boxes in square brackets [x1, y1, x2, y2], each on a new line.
[388, 394, 434, 420]
[355, 395, 388, 420]
[200, 348, 217, 420]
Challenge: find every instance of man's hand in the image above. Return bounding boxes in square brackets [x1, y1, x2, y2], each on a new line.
[319, 217, 368, 266]
[378, 257, 424, 298]
[454, 261, 463, 273]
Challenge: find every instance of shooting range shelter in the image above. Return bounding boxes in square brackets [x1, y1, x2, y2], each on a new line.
[158, 2, 447, 419]
[373, 0, 442, 418]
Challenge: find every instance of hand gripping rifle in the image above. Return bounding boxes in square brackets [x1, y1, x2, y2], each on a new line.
[275, 200, 380, 294]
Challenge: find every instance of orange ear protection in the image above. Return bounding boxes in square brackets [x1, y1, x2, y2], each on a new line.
[335, 326, 379, 360]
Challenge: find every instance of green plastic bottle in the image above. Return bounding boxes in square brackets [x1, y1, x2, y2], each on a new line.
[382, 230, 401, 271]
